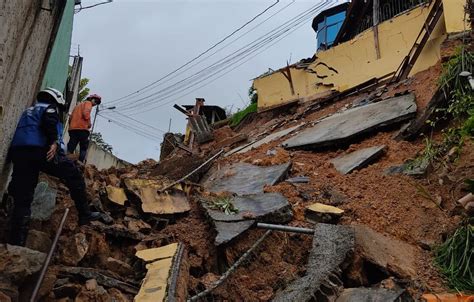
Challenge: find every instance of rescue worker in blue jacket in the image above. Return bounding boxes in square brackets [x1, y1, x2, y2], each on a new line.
[7, 88, 101, 246]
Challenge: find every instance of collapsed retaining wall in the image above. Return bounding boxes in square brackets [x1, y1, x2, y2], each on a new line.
[86, 141, 129, 170]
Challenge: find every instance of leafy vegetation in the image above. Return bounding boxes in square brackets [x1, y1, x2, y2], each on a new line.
[207, 197, 239, 215]
[435, 219, 474, 292]
[416, 47, 474, 165]
[230, 102, 258, 127]
[90, 132, 113, 153]
[79, 78, 90, 102]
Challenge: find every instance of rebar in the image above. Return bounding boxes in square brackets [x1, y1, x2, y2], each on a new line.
[187, 230, 272, 301]
[30, 208, 69, 301]
[256, 223, 315, 234]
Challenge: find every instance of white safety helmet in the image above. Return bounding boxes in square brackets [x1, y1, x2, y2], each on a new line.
[38, 87, 66, 106]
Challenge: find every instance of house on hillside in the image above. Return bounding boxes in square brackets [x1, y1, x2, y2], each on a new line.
[253, 0, 469, 111]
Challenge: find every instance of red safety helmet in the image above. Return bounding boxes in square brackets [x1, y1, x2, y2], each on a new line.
[87, 94, 102, 104]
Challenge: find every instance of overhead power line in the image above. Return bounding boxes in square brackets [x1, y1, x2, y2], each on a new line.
[108, 0, 281, 104]
[113, 0, 334, 114]
[98, 114, 163, 142]
[124, 10, 322, 116]
[108, 0, 296, 106]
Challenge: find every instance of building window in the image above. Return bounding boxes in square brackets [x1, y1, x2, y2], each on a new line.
[316, 10, 346, 51]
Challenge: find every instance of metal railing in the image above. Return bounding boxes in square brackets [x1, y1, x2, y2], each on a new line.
[355, 0, 429, 35]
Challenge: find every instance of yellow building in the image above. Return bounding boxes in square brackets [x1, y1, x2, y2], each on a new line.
[254, 0, 469, 111]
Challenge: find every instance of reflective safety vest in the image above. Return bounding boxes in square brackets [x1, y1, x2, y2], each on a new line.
[11, 103, 53, 148]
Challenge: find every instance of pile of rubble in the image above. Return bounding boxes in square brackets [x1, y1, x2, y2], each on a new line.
[1, 47, 473, 301]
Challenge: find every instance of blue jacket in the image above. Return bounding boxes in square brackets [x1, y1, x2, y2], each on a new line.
[11, 103, 51, 148]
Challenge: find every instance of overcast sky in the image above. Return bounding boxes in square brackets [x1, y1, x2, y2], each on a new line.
[73, 0, 342, 163]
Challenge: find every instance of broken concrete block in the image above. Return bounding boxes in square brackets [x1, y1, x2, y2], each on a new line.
[274, 224, 354, 302]
[353, 225, 417, 279]
[330, 146, 386, 174]
[135, 257, 173, 301]
[335, 288, 408, 302]
[214, 220, 255, 246]
[305, 202, 344, 223]
[203, 193, 292, 246]
[105, 257, 133, 276]
[31, 181, 56, 221]
[139, 187, 190, 215]
[58, 233, 89, 266]
[203, 193, 292, 223]
[135, 243, 178, 262]
[0, 245, 46, 284]
[105, 185, 127, 206]
[202, 162, 291, 195]
[135, 242, 186, 302]
[283, 94, 417, 149]
[26, 230, 52, 253]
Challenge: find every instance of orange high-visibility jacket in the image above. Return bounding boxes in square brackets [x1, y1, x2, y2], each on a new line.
[69, 101, 93, 131]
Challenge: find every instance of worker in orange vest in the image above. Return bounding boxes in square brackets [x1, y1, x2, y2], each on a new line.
[67, 94, 101, 162]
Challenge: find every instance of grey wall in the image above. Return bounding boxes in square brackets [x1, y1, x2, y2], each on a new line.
[0, 0, 66, 193]
[86, 141, 129, 171]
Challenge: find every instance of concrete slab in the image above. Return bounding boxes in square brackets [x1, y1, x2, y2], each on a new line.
[353, 225, 417, 279]
[136, 243, 178, 262]
[305, 202, 344, 223]
[202, 162, 291, 195]
[330, 146, 386, 174]
[335, 288, 407, 302]
[203, 193, 292, 222]
[139, 187, 190, 215]
[106, 185, 127, 206]
[214, 220, 255, 246]
[274, 224, 354, 302]
[135, 243, 186, 302]
[282, 94, 417, 149]
[202, 193, 292, 246]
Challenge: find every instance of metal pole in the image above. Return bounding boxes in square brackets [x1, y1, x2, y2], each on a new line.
[168, 118, 172, 132]
[30, 208, 70, 301]
[90, 105, 99, 135]
[256, 223, 315, 235]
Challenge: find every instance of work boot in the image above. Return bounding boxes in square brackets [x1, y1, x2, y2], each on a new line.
[78, 211, 101, 226]
[8, 216, 30, 246]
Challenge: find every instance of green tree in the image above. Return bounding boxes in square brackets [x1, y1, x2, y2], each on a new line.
[90, 132, 113, 153]
[79, 78, 90, 102]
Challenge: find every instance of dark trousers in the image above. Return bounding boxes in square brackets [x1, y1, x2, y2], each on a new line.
[67, 130, 90, 162]
[8, 147, 91, 222]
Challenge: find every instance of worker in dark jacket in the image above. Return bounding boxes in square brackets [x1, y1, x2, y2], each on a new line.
[7, 88, 102, 246]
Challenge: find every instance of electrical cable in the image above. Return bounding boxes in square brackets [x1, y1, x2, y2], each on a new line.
[108, 0, 296, 105]
[116, 0, 334, 114]
[125, 10, 320, 116]
[108, 0, 281, 104]
[114, 0, 333, 113]
[110, 0, 332, 110]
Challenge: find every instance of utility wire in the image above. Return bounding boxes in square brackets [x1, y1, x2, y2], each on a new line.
[126, 9, 321, 116]
[115, 0, 333, 114]
[108, 0, 296, 106]
[115, 0, 330, 110]
[98, 114, 163, 142]
[108, 0, 281, 104]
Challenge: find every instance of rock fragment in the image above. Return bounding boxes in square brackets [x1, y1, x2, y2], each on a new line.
[330, 146, 386, 174]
